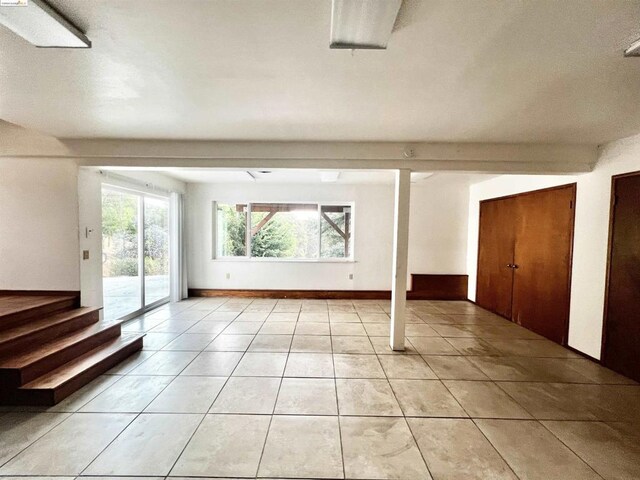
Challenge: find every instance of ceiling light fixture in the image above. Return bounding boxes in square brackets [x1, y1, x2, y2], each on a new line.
[0, 0, 90, 48]
[624, 37, 640, 57]
[330, 0, 402, 49]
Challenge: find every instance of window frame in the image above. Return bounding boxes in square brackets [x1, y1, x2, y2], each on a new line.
[212, 200, 355, 262]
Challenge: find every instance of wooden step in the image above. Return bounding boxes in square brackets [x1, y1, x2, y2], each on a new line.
[0, 322, 122, 388]
[0, 307, 101, 357]
[0, 295, 78, 330]
[1, 334, 144, 406]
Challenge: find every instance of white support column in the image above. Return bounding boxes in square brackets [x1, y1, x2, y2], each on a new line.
[390, 169, 411, 351]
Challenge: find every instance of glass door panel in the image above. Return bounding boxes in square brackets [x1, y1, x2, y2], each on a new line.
[144, 196, 170, 306]
[102, 188, 142, 321]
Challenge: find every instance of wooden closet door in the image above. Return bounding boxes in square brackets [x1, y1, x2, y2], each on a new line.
[476, 197, 517, 319]
[511, 185, 576, 344]
[603, 173, 640, 382]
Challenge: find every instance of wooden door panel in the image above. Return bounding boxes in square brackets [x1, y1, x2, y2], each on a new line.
[476, 198, 516, 319]
[603, 173, 640, 381]
[511, 185, 576, 344]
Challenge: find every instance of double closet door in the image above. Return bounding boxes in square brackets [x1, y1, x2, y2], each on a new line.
[476, 184, 576, 345]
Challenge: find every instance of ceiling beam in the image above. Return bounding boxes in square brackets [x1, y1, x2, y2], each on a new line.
[0, 129, 597, 174]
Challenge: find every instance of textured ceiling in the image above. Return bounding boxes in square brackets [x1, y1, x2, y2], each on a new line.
[1, 0, 639, 143]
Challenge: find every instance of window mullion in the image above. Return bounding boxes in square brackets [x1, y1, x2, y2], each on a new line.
[246, 203, 252, 258]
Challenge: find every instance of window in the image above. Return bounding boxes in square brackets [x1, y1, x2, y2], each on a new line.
[215, 202, 353, 260]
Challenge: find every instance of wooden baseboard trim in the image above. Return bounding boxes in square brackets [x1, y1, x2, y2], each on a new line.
[189, 288, 471, 301]
[0, 290, 80, 297]
[189, 289, 392, 300]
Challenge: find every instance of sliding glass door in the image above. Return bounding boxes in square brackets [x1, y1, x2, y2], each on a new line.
[102, 186, 170, 321]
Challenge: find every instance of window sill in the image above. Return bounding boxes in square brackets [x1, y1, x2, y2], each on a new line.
[212, 258, 356, 264]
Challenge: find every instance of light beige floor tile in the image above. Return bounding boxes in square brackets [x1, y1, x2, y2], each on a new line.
[44, 374, 123, 412]
[267, 312, 299, 322]
[233, 352, 287, 376]
[358, 313, 390, 323]
[363, 323, 391, 336]
[408, 418, 517, 480]
[467, 356, 593, 382]
[295, 321, 331, 335]
[248, 334, 292, 352]
[84, 413, 202, 476]
[210, 376, 280, 414]
[429, 324, 475, 337]
[336, 379, 402, 416]
[180, 351, 243, 376]
[329, 313, 360, 323]
[235, 312, 269, 322]
[390, 380, 467, 417]
[331, 323, 367, 336]
[405, 324, 440, 336]
[106, 350, 156, 374]
[298, 312, 329, 322]
[284, 353, 335, 377]
[141, 332, 180, 350]
[149, 319, 199, 334]
[444, 381, 532, 419]
[334, 354, 385, 378]
[275, 378, 338, 415]
[378, 355, 438, 379]
[0, 412, 71, 465]
[259, 415, 343, 478]
[332, 336, 374, 354]
[206, 312, 242, 322]
[291, 335, 333, 353]
[205, 334, 254, 351]
[184, 321, 228, 335]
[222, 321, 263, 335]
[408, 337, 460, 355]
[128, 351, 198, 375]
[485, 338, 580, 358]
[444, 337, 502, 356]
[475, 419, 602, 480]
[171, 414, 270, 478]
[0, 413, 134, 475]
[369, 336, 420, 355]
[162, 333, 216, 351]
[144, 376, 226, 413]
[542, 420, 640, 480]
[563, 358, 638, 384]
[258, 321, 296, 335]
[423, 355, 489, 380]
[80, 376, 174, 413]
[340, 416, 431, 479]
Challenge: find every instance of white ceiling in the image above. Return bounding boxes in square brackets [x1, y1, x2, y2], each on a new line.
[1, 0, 640, 144]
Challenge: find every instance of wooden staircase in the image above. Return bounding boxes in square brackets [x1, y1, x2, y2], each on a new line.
[0, 294, 144, 406]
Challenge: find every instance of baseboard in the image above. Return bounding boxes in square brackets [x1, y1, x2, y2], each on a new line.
[565, 344, 601, 364]
[410, 274, 468, 300]
[189, 288, 470, 301]
[189, 289, 392, 300]
[0, 289, 80, 300]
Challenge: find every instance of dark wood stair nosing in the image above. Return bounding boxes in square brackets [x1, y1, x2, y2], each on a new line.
[1, 334, 144, 406]
[0, 322, 122, 388]
[0, 308, 101, 357]
[0, 297, 79, 330]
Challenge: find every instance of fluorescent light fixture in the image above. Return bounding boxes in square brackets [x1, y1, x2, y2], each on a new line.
[321, 171, 341, 182]
[0, 0, 90, 48]
[624, 37, 640, 57]
[330, 0, 402, 49]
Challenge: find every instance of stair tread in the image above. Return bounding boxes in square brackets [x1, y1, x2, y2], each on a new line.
[0, 295, 77, 319]
[0, 307, 101, 344]
[0, 321, 121, 369]
[21, 334, 144, 390]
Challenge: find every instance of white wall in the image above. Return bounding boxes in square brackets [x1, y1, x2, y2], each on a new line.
[0, 158, 80, 291]
[186, 176, 471, 291]
[466, 132, 640, 359]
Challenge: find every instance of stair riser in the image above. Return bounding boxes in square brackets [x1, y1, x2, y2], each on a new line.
[0, 311, 100, 358]
[0, 299, 78, 331]
[0, 324, 122, 388]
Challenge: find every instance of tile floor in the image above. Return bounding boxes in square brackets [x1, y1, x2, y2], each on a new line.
[1, 297, 639, 480]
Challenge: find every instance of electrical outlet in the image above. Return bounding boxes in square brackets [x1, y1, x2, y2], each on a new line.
[82, 250, 90, 260]
[348, 273, 354, 280]
[225, 273, 231, 279]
